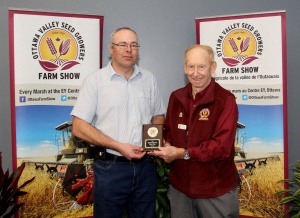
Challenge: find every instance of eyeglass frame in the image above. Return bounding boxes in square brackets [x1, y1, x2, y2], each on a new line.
[111, 42, 140, 50]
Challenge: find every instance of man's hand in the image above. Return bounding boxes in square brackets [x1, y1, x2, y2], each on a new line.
[118, 143, 146, 160]
[148, 143, 184, 163]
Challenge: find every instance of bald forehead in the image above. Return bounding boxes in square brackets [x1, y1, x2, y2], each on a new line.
[186, 47, 209, 57]
[185, 47, 210, 64]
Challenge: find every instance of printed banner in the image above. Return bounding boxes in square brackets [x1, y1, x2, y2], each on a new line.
[196, 11, 287, 217]
[9, 9, 103, 217]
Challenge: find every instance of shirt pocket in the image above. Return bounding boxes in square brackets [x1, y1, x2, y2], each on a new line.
[139, 92, 153, 116]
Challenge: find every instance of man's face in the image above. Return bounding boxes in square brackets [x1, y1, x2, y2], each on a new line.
[184, 47, 216, 92]
[109, 29, 139, 71]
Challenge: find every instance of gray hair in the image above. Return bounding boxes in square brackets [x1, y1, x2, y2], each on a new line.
[110, 27, 138, 44]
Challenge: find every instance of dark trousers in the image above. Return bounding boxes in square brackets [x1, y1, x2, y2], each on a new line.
[93, 157, 157, 218]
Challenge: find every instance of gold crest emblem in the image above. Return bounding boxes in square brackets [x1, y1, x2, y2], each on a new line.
[199, 108, 210, 120]
[147, 127, 158, 138]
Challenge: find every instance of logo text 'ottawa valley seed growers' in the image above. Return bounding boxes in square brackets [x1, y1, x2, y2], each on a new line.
[215, 22, 263, 67]
[31, 21, 85, 72]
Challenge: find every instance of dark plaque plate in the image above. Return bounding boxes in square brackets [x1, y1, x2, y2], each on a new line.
[142, 124, 163, 151]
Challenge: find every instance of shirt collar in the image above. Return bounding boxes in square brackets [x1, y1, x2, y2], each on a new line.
[188, 81, 211, 100]
[108, 61, 142, 80]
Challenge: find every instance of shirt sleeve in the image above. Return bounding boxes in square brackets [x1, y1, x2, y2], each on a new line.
[151, 75, 166, 116]
[70, 74, 98, 123]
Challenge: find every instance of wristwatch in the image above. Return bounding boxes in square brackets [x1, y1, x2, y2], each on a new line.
[183, 147, 190, 160]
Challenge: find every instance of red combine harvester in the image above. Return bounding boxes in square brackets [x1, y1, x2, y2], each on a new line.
[24, 121, 96, 211]
[51, 121, 95, 211]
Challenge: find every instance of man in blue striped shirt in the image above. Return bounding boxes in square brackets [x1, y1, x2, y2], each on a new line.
[71, 27, 166, 218]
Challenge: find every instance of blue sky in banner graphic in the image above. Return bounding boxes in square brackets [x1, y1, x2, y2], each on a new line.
[16, 105, 73, 158]
[15, 104, 283, 157]
[237, 104, 283, 153]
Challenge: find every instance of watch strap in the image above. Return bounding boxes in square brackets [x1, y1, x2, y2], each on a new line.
[183, 147, 190, 160]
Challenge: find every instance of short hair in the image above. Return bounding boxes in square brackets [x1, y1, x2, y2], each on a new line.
[110, 27, 138, 44]
[184, 45, 215, 64]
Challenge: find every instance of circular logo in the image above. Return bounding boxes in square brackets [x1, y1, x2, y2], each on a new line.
[147, 127, 158, 138]
[223, 29, 256, 58]
[199, 108, 210, 120]
[32, 26, 83, 72]
[39, 29, 78, 61]
[216, 25, 263, 67]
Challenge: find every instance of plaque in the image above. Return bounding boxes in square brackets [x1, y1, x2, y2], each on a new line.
[142, 124, 163, 151]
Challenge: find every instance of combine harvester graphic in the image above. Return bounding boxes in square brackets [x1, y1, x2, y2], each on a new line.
[23, 121, 96, 211]
[234, 122, 280, 207]
[24, 121, 280, 211]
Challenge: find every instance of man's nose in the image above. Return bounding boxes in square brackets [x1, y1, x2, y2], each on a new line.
[125, 45, 132, 51]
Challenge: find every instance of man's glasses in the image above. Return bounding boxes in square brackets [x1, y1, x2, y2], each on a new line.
[112, 42, 140, 50]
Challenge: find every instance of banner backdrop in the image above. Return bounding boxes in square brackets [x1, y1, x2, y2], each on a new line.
[195, 11, 287, 217]
[9, 9, 103, 217]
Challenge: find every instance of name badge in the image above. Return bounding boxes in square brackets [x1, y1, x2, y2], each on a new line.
[178, 124, 187, 130]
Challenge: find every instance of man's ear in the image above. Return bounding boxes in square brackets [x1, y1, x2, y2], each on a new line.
[109, 44, 113, 56]
[211, 61, 217, 74]
[183, 64, 188, 75]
